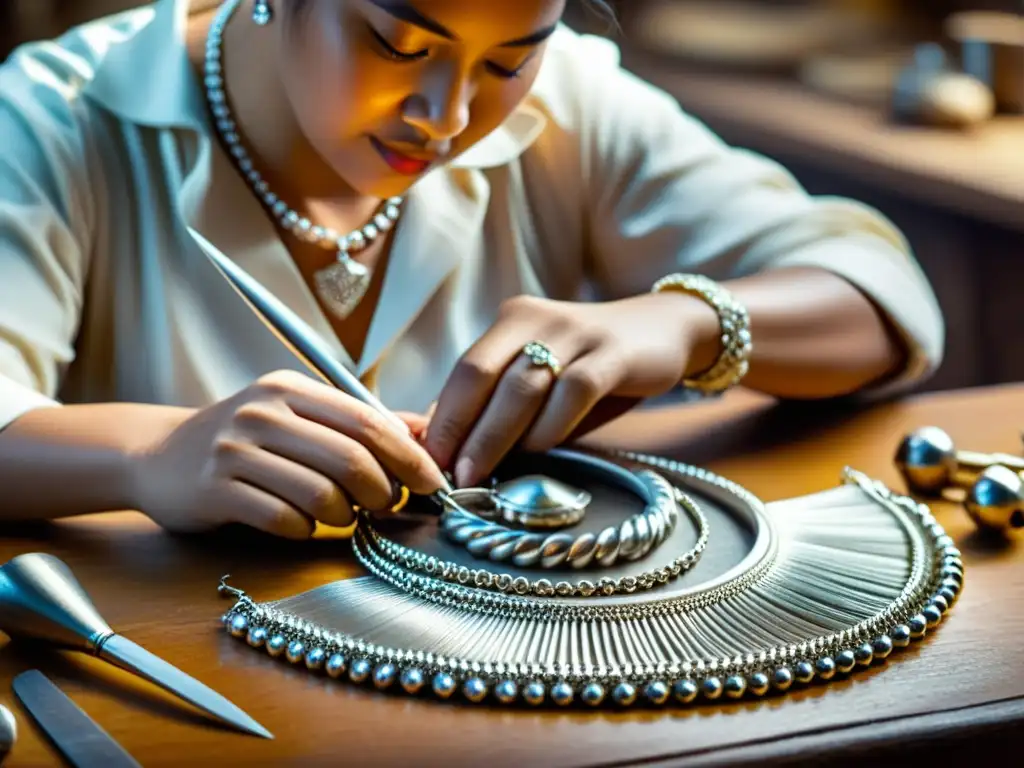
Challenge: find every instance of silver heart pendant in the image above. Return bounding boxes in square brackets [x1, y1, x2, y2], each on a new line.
[313, 255, 371, 320]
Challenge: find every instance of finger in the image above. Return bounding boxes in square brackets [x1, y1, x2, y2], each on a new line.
[425, 331, 541, 470]
[452, 352, 560, 487]
[235, 402, 395, 510]
[394, 410, 430, 441]
[217, 439, 357, 528]
[218, 481, 316, 540]
[263, 376, 446, 494]
[521, 351, 621, 451]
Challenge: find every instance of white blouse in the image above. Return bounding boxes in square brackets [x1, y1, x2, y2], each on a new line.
[0, 0, 944, 432]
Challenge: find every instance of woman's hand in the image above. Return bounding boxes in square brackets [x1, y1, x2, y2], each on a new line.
[129, 369, 446, 538]
[424, 292, 717, 487]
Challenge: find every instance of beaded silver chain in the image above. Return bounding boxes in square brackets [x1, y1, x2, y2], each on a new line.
[219, 453, 963, 709]
[204, 0, 402, 319]
[377, 470, 710, 599]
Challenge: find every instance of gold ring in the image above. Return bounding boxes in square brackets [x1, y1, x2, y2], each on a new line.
[522, 340, 562, 377]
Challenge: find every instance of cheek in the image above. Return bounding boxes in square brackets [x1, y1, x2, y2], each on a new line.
[280, 29, 390, 143]
[455, 77, 539, 151]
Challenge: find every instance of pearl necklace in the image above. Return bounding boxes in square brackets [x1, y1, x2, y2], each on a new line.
[203, 0, 402, 320]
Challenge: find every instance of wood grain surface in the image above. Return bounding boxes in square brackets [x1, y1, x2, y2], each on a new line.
[1, 385, 1021, 766]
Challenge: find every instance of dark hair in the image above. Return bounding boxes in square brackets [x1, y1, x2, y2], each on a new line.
[287, 0, 617, 27]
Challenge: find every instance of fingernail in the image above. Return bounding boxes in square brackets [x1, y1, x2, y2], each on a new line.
[454, 456, 475, 488]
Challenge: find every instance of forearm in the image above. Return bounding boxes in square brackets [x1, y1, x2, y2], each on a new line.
[0, 403, 191, 520]
[684, 267, 906, 399]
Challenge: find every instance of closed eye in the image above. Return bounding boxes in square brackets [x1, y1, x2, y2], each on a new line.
[484, 61, 525, 80]
[367, 24, 428, 62]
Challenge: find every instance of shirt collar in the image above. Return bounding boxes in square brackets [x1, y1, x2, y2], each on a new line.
[81, 0, 551, 169]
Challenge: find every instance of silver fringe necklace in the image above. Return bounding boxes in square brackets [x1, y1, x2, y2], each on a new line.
[203, 0, 402, 320]
[218, 448, 962, 709]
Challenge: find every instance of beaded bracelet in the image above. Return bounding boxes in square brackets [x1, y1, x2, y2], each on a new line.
[651, 273, 752, 394]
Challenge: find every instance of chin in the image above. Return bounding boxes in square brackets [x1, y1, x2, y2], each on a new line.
[327, 156, 424, 200]
[353, 174, 422, 200]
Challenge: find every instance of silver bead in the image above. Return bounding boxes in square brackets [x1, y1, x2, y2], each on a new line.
[266, 634, 287, 658]
[814, 657, 837, 680]
[494, 680, 518, 704]
[672, 679, 699, 703]
[701, 677, 723, 699]
[304, 648, 326, 671]
[246, 627, 267, 648]
[325, 653, 347, 678]
[463, 677, 488, 703]
[835, 650, 856, 673]
[373, 663, 397, 689]
[644, 681, 669, 705]
[794, 661, 815, 683]
[522, 681, 545, 706]
[724, 675, 746, 699]
[854, 643, 874, 666]
[922, 604, 943, 627]
[432, 672, 457, 699]
[348, 659, 371, 683]
[228, 614, 249, 638]
[872, 635, 894, 659]
[891, 625, 912, 647]
[285, 640, 305, 664]
[400, 667, 425, 693]
[347, 231, 366, 251]
[550, 681, 574, 706]
[611, 682, 637, 706]
[581, 683, 605, 706]
[908, 615, 928, 638]
[772, 667, 793, 691]
[747, 672, 770, 696]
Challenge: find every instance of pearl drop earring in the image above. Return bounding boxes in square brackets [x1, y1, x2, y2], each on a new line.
[252, 0, 273, 26]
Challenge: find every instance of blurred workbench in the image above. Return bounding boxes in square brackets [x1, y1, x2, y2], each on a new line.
[620, 44, 1024, 395]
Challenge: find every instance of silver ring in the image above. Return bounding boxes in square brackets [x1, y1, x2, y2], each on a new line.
[522, 340, 561, 377]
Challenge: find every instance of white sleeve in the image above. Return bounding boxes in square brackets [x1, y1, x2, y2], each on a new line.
[550, 31, 945, 395]
[0, 45, 96, 429]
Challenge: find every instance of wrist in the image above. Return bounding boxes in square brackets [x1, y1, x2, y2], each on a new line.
[650, 273, 752, 392]
[628, 291, 721, 381]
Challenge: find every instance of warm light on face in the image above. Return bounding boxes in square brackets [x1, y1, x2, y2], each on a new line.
[277, 0, 566, 198]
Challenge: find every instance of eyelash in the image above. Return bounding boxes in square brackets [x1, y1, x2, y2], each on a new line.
[367, 25, 525, 80]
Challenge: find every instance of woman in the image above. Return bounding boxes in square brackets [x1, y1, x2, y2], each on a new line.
[0, 0, 943, 538]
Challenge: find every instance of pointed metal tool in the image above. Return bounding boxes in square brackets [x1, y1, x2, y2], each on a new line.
[189, 226, 464, 515]
[0, 553, 272, 739]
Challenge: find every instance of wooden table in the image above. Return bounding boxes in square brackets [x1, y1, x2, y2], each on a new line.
[1, 385, 1022, 766]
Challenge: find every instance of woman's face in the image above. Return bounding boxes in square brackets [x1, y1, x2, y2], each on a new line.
[278, 0, 567, 198]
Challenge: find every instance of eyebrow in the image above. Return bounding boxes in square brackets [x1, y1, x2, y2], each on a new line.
[367, 1, 557, 48]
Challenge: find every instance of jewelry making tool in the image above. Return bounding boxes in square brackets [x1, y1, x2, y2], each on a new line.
[0, 553, 271, 738]
[13, 670, 140, 768]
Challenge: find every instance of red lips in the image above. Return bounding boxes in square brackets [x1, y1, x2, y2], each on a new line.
[370, 136, 435, 176]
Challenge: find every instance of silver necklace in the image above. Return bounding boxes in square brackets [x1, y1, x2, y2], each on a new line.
[203, 0, 402, 320]
[219, 454, 961, 708]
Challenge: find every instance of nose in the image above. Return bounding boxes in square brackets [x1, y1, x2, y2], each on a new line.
[402, 60, 473, 144]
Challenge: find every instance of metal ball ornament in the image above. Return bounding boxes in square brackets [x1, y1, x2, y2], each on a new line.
[895, 426, 1024, 497]
[965, 464, 1024, 533]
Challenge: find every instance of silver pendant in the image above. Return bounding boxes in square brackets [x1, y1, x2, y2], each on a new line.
[492, 474, 591, 530]
[313, 253, 371, 320]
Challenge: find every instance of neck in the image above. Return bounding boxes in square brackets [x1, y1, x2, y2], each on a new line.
[218, 3, 373, 210]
